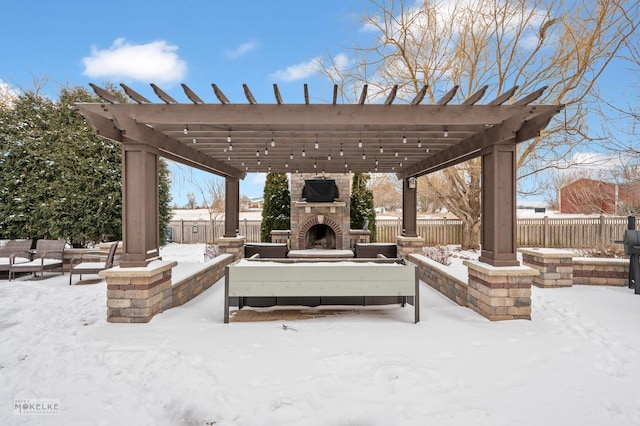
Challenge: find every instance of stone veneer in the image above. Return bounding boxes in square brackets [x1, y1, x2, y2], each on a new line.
[408, 254, 537, 321]
[101, 260, 176, 323]
[410, 254, 468, 307]
[397, 236, 426, 258]
[464, 260, 538, 321]
[520, 248, 574, 288]
[171, 254, 234, 307]
[215, 236, 246, 261]
[573, 257, 629, 286]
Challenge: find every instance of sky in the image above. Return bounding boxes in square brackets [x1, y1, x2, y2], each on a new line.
[0, 0, 374, 206]
[1, 1, 638, 208]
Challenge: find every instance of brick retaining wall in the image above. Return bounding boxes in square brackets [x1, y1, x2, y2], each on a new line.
[573, 257, 628, 286]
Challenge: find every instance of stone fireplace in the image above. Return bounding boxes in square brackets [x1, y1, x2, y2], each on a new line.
[289, 174, 351, 250]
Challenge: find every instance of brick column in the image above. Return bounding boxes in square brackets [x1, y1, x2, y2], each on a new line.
[215, 236, 246, 261]
[464, 260, 538, 320]
[396, 235, 425, 259]
[520, 248, 574, 288]
[100, 260, 177, 323]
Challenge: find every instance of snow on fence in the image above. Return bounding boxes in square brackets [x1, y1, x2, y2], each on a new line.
[167, 215, 629, 248]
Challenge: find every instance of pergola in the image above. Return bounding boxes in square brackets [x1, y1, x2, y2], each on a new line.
[77, 82, 562, 268]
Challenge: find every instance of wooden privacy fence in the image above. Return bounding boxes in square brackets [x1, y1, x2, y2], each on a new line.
[167, 215, 630, 248]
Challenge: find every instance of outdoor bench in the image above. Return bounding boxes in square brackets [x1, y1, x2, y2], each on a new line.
[224, 258, 419, 323]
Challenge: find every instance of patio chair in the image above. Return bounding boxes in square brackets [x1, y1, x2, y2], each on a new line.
[0, 240, 33, 273]
[69, 242, 118, 285]
[9, 239, 66, 281]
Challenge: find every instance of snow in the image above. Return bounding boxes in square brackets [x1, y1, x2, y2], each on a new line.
[2, 244, 640, 425]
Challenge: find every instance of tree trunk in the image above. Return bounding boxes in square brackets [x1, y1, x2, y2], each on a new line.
[460, 219, 481, 251]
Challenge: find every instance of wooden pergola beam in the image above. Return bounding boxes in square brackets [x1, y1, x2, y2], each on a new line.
[181, 83, 205, 104]
[243, 84, 257, 104]
[488, 85, 519, 105]
[89, 83, 118, 103]
[358, 84, 368, 105]
[462, 85, 488, 105]
[212, 84, 230, 104]
[436, 85, 459, 105]
[151, 83, 178, 104]
[273, 84, 283, 104]
[410, 85, 428, 105]
[120, 83, 151, 104]
[385, 85, 398, 105]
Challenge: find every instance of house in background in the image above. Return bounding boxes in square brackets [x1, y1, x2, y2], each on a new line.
[559, 178, 640, 214]
[245, 197, 264, 210]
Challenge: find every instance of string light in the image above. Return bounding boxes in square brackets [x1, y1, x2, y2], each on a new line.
[264, 142, 268, 155]
[302, 146, 306, 157]
[328, 151, 332, 161]
[192, 138, 196, 144]
[418, 140, 422, 148]
[362, 151, 366, 160]
[315, 135, 319, 149]
[290, 151, 294, 160]
[444, 127, 449, 138]
[395, 151, 399, 157]
[227, 132, 231, 143]
[379, 141, 384, 153]
[256, 150, 260, 157]
[340, 143, 344, 156]
[402, 130, 407, 144]
[183, 126, 188, 135]
[358, 134, 363, 148]
[271, 133, 275, 147]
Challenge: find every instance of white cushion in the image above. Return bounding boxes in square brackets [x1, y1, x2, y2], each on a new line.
[73, 262, 107, 271]
[0, 257, 30, 265]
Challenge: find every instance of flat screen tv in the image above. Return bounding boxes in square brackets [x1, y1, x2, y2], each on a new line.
[304, 179, 337, 202]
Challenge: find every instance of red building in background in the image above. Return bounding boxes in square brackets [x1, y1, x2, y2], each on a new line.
[559, 178, 639, 214]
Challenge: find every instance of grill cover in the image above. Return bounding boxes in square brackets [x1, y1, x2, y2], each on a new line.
[303, 179, 337, 202]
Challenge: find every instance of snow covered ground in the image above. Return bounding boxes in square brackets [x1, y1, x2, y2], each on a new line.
[1, 244, 640, 425]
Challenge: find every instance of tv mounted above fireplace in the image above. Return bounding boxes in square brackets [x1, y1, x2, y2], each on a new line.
[303, 179, 339, 202]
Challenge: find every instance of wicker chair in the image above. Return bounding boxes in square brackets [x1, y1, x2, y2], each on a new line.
[68, 242, 118, 285]
[9, 239, 66, 281]
[0, 240, 33, 273]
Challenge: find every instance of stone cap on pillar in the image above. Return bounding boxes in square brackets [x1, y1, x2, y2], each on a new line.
[99, 260, 178, 278]
[463, 259, 538, 276]
[519, 248, 576, 258]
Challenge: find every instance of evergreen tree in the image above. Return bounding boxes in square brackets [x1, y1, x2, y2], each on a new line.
[0, 85, 171, 247]
[158, 159, 172, 245]
[350, 173, 377, 242]
[260, 173, 290, 242]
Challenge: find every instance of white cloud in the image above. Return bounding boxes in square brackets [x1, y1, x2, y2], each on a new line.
[225, 41, 257, 59]
[271, 57, 321, 82]
[82, 38, 187, 84]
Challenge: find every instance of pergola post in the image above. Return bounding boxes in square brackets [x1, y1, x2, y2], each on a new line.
[224, 177, 240, 238]
[397, 176, 424, 258]
[478, 143, 519, 267]
[120, 142, 160, 267]
[402, 177, 418, 237]
[215, 176, 246, 262]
